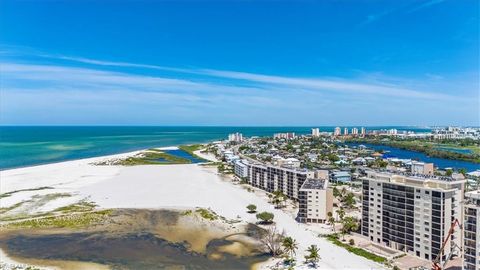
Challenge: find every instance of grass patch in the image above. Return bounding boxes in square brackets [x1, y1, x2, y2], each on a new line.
[54, 201, 97, 213]
[181, 209, 193, 216]
[0, 186, 54, 199]
[195, 208, 219, 220]
[326, 234, 387, 264]
[3, 210, 113, 229]
[97, 149, 192, 165]
[0, 201, 27, 215]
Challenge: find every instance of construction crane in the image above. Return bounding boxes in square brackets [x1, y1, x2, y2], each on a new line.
[432, 218, 462, 270]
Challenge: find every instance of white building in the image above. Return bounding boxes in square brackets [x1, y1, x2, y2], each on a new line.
[248, 163, 321, 199]
[334, 127, 341, 136]
[274, 132, 296, 140]
[352, 127, 359, 135]
[344, 127, 349, 135]
[464, 190, 480, 270]
[228, 132, 243, 142]
[298, 174, 333, 224]
[361, 171, 465, 263]
[234, 159, 249, 179]
[311, 128, 320, 137]
[361, 127, 366, 135]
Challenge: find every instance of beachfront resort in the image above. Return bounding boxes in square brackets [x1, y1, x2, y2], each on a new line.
[218, 128, 480, 270]
[0, 127, 479, 270]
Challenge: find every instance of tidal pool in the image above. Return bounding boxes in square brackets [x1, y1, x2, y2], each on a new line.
[0, 209, 269, 270]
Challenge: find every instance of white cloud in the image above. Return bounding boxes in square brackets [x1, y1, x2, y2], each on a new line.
[0, 57, 477, 125]
[29, 54, 466, 101]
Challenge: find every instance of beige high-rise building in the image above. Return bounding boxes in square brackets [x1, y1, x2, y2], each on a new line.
[464, 190, 480, 270]
[298, 174, 333, 224]
[361, 171, 465, 263]
[312, 128, 320, 137]
[344, 127, 349, 135]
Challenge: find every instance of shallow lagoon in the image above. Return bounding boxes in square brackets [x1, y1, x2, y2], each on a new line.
[0, 209, 269, 270]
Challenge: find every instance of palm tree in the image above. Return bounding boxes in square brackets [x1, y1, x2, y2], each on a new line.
[305, 245, 320, 267]
[327, 211, 336, 233]
[282, 236, 298, 263]
[341, 217, 359, 241]
[336, 207, 345, 221]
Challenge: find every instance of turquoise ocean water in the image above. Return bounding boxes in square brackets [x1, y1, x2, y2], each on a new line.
[2, 126, 473, 171]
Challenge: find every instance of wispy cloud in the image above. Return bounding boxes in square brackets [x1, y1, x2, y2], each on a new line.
[0, 53, 477, 125]
[408, 0, 446, 13]
[32, 54, 461, 101]
[359, 0, 448, 26]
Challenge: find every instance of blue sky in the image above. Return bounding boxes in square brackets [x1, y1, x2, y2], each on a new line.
[0, 0, 478, 126]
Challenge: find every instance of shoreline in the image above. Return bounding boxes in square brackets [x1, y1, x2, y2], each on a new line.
[0, 145, 189, 172]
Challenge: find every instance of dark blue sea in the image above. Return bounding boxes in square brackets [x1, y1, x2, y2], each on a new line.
[1, 125, 470, 170]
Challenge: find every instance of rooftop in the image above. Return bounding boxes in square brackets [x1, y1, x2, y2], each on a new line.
[300, 178, 327, 190]
[365, 170, 466, 183]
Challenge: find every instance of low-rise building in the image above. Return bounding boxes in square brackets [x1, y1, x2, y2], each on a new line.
[464, 190, 480, 270]
[298, 176, 333, 223]
[331, 171, 351, 183]
[234, 159, 249, 179]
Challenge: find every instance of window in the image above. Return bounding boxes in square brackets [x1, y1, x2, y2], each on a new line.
[425, 191, 430, 195]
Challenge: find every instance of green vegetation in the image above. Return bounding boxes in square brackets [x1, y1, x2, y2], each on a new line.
[4, 210, 112, 229]
[0, 193, 73, 221]
[99, 149, 192, 165]
[304, 245, 320, 267]
[217, 162, 233, 174]
[282, 236, 298, 262]
[347, 138, 480, 163]
[246, 204, 257, 213]
[0, 186, 53, 199]
[326, 234, 387, 263]
[0, 201, 26, 215]
[181, 209, 193, 216]
[54, 200, 97, 213]
[256, 211, 274, 224]
[340, 216, 359, 240]
[195, 208, 219, 220]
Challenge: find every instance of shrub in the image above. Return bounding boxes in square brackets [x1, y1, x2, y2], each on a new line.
[256, 211, 274, 224]
[247, 204, 257, 213]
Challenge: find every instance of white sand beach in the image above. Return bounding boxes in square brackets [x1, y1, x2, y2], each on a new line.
[0, 149, 384, 270]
